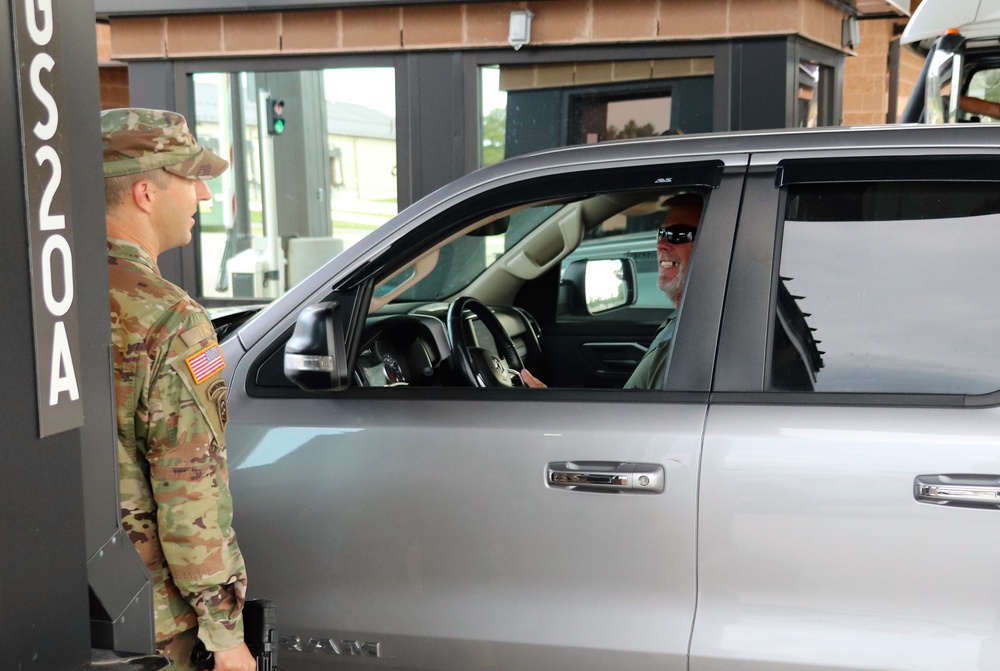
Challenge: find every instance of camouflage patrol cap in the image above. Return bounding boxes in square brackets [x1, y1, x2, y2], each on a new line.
[101, 108, 229, 180]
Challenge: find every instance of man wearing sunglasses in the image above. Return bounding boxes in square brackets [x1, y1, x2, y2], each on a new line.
[622, 192, 703, 389]
[521, 192, 703, 389]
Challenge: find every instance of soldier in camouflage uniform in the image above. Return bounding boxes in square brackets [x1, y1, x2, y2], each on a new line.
[103, 108, 255, 671]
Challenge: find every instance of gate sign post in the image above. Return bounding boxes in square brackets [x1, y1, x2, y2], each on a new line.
[11, 0, 84, 437]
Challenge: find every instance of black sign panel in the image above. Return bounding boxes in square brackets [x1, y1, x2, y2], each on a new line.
[12, 0, 84, 437]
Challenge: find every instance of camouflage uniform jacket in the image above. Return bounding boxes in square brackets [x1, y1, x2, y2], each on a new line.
[108, 237, 247, 651]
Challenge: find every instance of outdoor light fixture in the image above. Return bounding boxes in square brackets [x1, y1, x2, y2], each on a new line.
[842, 16, 860, 49]
[509, 9, 534, 50]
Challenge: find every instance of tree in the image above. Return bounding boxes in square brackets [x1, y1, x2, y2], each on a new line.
[605, 119, 657, 140]
[482, 107, 506, 166]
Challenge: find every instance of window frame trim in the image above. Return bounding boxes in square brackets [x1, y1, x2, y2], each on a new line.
[243, 155, 747, 398]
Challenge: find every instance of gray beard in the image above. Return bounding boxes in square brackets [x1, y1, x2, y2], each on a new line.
[658, 272, 686, 307]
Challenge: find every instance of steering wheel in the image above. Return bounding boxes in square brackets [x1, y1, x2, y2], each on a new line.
[446, 296, 525, 387]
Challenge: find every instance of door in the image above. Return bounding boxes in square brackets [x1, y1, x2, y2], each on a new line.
[693, 151, 1000, 670]
[224, 153, 746, 670]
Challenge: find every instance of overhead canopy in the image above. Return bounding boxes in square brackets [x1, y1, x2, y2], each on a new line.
[902, 0, 1000, 44]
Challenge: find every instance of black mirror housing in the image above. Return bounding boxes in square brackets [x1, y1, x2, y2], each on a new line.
[284, 301, 350, 391]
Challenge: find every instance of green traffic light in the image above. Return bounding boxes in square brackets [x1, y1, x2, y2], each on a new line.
[267, 97, 285, 136]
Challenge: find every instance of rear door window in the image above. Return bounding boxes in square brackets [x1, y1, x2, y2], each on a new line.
[770, 180, 1000, 394]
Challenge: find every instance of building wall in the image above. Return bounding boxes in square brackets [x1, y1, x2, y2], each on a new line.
[841, 16, 928, 126]
[99, 66, 130, 109]
[101, 1, 946, 131]
[331, 134, 397, 201]
[842, 19, 895, 125]
[105, 0, 850, 60]
[97, 23, 130, 109]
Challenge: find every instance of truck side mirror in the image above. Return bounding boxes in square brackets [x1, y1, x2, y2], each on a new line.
[559, 257, 637, 317]
[283, 301, 350, 391]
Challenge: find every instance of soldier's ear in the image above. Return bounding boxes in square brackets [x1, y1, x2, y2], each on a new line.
[131, 177, 157, 214]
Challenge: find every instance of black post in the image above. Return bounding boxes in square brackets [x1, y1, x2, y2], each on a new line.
[1, 0, 155, 668]
[0, 0, 93, 667]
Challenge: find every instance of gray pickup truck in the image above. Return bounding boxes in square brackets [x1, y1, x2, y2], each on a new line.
[220, 124, 1000, 671]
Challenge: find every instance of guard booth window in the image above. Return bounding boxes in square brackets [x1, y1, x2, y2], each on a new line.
[190, 68, 397, 303]
[797, 59, 834, 127]
[479, 59, 714, 167]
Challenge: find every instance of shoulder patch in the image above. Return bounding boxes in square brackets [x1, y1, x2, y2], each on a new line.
[180, 322, 216, 349]
[185, 343, 226, 384]
[206, 379, 229, 428]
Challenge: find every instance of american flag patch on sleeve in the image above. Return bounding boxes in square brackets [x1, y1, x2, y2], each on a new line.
[185, 343, 226, 384]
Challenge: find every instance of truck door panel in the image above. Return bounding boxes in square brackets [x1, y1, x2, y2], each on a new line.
[227, 397, 704, 670]
[223, 155, 747, 670]
[693, 150, 1000, 671]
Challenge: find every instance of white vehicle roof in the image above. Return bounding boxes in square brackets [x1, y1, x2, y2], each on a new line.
[902, 0, 1000, 44]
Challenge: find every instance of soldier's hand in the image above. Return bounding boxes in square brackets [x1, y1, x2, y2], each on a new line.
[211, 642, 256, 671]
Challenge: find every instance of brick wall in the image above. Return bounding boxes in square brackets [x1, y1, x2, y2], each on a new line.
[103, 0, 940, 127]
[841, 14, 926, 126]
[107, 0, 850, 60]
[96, 22, 112, 63]
[842, 20, 894, 125]
[97, 23, 130, 110]
[99, 67, 130, 110]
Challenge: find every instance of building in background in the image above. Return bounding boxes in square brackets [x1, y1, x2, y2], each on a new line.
[842, 5, 926, 125]
[94, 0, 914, 304]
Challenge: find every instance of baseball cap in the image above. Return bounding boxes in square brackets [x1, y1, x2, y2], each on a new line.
[101, 107, 229, 180]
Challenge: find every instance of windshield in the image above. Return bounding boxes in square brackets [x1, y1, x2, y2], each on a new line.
[374, 203, 564, 303]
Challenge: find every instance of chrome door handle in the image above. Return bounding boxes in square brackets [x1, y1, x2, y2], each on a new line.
[547, 461, 664, 494]
[914, 474, 1000, 508]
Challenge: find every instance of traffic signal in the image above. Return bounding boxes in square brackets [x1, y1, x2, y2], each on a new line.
[267, 97, 285, 135]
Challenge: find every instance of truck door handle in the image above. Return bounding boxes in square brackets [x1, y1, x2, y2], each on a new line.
[547, 461, 664, 494]
[914, 474, 1000, 508]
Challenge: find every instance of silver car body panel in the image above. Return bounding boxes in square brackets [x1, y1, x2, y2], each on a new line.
[227, 397, 704, 670]
[693, 404, 1000, 671]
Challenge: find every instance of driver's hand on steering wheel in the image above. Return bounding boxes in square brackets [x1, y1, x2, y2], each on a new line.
[520, 368, 547, 388]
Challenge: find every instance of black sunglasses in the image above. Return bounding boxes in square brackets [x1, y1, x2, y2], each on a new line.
[657, 224, 697, 244]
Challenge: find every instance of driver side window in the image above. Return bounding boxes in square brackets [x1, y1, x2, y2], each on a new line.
[542, 189, 709, 389]
[353, 181, 712, 391]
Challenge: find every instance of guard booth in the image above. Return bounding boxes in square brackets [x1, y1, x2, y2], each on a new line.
[1, 0, 155, 669]
[95, 0, 916, 307]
